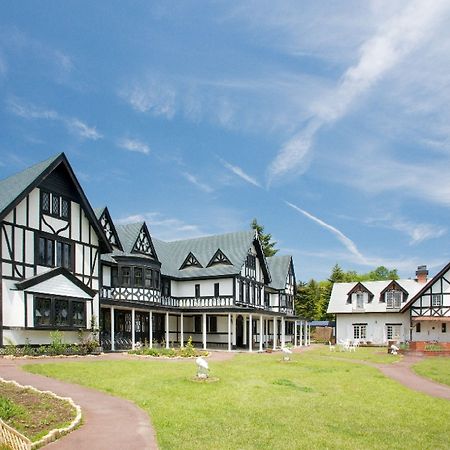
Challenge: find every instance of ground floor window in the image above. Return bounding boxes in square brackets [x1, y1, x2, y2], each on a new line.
[353, 324, 367, 339]
[386, 324, 401, 340]
[207, 316, 217, 333]
[443, 323, 447, 333]
[34, 296, 86, 328]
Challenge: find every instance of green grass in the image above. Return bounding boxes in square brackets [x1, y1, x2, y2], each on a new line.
[312, 345, 401, 364]
[24, 349, 450, 450]
[412, 357, 450, 386]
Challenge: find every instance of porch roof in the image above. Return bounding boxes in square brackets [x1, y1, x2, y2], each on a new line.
[412, 316, 450, 322]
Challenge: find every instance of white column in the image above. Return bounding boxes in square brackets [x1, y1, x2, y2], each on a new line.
[165, 312, 170, 348]
[294, 320, 298, 347]
[243, 316, 247, 345]
[149, 311, 153, 348]
[110, 306, 115, 351]
[281, 316, 286, 348]
[249, 314, 253, 352]
[259, 315, 263, 352]
[180, 313, 184, 347]
[273, 317, 277, 350]
[299, 320, 303, 347]
[131, 309, 136, 350]
[202, 313, 207, 350]
[232, 314, 237, 348]
[308, 324, 311, 345]
[228, 313, 232, 352]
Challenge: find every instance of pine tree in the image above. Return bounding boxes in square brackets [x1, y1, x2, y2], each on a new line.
[251, 219, 278, 257]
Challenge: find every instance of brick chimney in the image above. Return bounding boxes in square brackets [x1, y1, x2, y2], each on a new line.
[416, 265, 428, 284]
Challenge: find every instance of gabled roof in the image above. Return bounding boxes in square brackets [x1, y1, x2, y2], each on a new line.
[380, 280, 409, 301]
[153, 230, 259, 279]
[207, 248, 233, 267]
[327, 279, 423, 314]
[347, 282, 374, 300]
[94, 206, 123, 251]
[0, 153, 112, 253]
[266, 255, 293, 290]
[15, 267, 96, 298]
[180, 252, 203, 269]
[400, 261, 450, 312]
[107, 222, 159, 261]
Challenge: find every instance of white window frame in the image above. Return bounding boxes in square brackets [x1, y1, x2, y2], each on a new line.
[432, 294, 442, 307]
[356, 292, 364, 309]
[353, 324, 367, 339]
[386, 290, 402, 309]
[386, 324, 401, 340]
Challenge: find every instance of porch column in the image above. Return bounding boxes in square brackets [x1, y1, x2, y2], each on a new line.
[281, 316, 286, 348]
[294, 320, 298, 347]
[202, 313, 207, 350]
[243, 316, 247, 345]
[165, 312, 170, 349]
[131, 309, 136, 350]
[304, 321, 308, 346]
[273, 317, 277, 350]
[110, 306, 115, 351]
[228, 313, 232, 352]
[308, 324, 311, 345]
[249, 314, 253, 352]
[180, 313, 184, 347]
[232, 314, 237, 348]
[259, 315, 263, 352]
[299, 320, 303, 347]
[149, 311, 153, 348]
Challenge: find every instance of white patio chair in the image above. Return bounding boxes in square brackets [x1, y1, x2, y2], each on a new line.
[328, 341, 336, 352]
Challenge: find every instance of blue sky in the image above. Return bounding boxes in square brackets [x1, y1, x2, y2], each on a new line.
[1, 1, 450, 280]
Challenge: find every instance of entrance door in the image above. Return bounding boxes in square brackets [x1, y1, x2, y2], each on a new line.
[236, 315, 244, 347]
[135, 312, 149, 345]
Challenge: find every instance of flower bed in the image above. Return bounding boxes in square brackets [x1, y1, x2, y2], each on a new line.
[128, 337, 208, 358]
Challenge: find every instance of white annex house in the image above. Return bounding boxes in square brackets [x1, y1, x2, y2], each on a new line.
[0, 153, 310, 351]
[327, 267, 428, 345]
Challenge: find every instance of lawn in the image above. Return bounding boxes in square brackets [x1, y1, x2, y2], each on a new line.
[25, 348, 450, 450]
[311, 345, 401, 364]
[412, 357, 450, 386]
[0, 381, 76, 441]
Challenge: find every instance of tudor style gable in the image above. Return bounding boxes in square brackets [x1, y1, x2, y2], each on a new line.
[207, 249, 232, 267]
[180, 252, 203, 269]
[132, 223, 157, 259]
[96, 207, 122, 251]
[347, 282, 374, 307]
[379, 280, 408, 308]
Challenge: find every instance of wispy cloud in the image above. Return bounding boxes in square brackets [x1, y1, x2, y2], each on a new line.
[118, 138, 150, 155]
[116, 212, 204, 241]
[220, 158, 261, 188]
[6, 97, 102, 141]
[268, 0, 450, 182]
[182, 172, 213, 193]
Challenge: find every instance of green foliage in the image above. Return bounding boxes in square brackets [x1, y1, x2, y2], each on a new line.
[413, 357, 450, 386]
[49, 330, 67, 355]
[296, 264, 399, 321]
[0, 397, 25, 421]
[129, 337, 207, 358]
[251, 219, 278, 257]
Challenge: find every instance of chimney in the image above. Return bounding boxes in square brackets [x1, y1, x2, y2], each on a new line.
[416, 265, 428, 284]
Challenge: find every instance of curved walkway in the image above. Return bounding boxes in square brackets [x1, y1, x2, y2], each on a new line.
[0, 357, 158, 450]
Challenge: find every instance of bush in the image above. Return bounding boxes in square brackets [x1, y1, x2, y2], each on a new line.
[129, 336, 207, 358]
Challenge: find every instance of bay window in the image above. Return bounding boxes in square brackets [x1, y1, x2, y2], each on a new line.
[34, 296, 86, 328]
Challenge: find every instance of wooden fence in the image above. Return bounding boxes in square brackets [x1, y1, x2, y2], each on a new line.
[0, 419, 32, 450]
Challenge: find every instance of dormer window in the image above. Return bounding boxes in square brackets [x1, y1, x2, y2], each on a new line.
[386, 291, 402, 309]
[356, 292, 364, 309]
[347, 282, 373, 306]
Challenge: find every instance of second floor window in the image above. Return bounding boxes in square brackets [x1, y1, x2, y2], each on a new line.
[214, 283, 219, 297]
[432, 294, 442, 307]
[195, 284, 200, 298]
[134, 267, 143, 287]
[386, 291, 402, 309]
[41, 190, 71, 220]
[121, 267, 131, 286]
[356, 292, 364, 309]
[38, 237, 72, 270]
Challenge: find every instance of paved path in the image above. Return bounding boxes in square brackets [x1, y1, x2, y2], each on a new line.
[0, 357, 158, 450]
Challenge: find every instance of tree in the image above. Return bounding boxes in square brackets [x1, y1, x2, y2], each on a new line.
[251, 219, 278, 257]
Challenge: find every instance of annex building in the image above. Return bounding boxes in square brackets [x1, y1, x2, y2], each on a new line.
[0, 153, 309, 351]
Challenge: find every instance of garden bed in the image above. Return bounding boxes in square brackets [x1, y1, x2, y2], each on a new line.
[128, 337, 208, 358]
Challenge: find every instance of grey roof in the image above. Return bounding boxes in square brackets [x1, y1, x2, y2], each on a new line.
[93, 207, 106, 219]
[0, 153, 61, 216]
[267, 255, 292, 290]
[153, 230, 256, 278]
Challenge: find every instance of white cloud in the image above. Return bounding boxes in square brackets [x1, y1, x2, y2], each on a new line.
[268, 0, 450, 182]
[6, 97, 102, 141]
[118, 138, 150, 155]
[182, 172, 213, 193]
[220, 158, 261, 188]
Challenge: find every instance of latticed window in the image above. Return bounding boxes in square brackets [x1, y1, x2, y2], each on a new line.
[145, 268, 153, 288]
[386, 291, 402, 308]
[432, 294, 442, 307]
[41, 191, 50, 213]
[55, 299, 70, 327]
[52, 194, 60, 216]
[121, 267, 131, 286]
[353, 324, 367, 339]
[72, 301, 85, 328]
[246, 254, 256, 269]
[56, 241, 72, 270]
[134, 267, 143, 287]
[386, 324, 401, 340]
[34, 297, 51, 327]
[61, 198, 70, 219]
[38, 237, 55, 267]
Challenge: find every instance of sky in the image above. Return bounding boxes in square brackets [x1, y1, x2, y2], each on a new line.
[1, 1, 450, 281]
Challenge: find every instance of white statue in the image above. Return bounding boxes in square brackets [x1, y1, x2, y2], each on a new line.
[282, 347, 292, 361]
[196, 357, 209, 379]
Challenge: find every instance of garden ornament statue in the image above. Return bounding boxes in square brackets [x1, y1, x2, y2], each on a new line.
[282, 347, 292, 361]
[390, 344, 399, 355]
[196, 357, 209, 379]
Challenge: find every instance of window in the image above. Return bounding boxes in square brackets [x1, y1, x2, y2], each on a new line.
[239, 280, 244, 301]
[38, 237, 54, 267]
[386, 291, 402, 309]
[264, 292, 270, 307]
[207, 316, 217, 333]
[443, 323, 447, 333]
[432, 294, 442, 307]
[246, 254, 256, 269]
[41, 191, 50, 213]
[353, 324, 367, 339]
[134, 267, 143, 287]
[154, 270, 160, 289]
[356, 292, 364, 309]
[61, 198, 70, 219]
[52, 194, 60, 216]
[162, 278, 171, 297]
[145, 269, 153, 288]
[111, 267, 118, 287]
[416, 322, 421, 333]
[34, 297, 85, 328]
[195, 284, 200, 298]
[121, 267, 131, 287]
[214, 283, 220, 297]
[56, 241, 72, 270]
[194, 316, 202, 333]
[386, 324, 401, 340]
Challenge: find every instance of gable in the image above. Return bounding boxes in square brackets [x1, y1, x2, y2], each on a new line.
[98, 207, 123, 251]
[180, 252, 203, 269]
[132, 223, 157, 259]
[380, 280, 408, 302]
[207, 249, 232, 267]
[347, 282, 374, 303]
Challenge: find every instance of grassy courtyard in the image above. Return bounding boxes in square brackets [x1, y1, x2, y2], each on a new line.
[25, 348, 450, 450]
[412, 357, 450, 387]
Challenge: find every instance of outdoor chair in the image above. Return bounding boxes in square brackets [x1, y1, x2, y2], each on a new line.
[328, 341, 336, 352]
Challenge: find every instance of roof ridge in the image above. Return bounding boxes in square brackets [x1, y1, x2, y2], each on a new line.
[159, 229, 254, 245]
